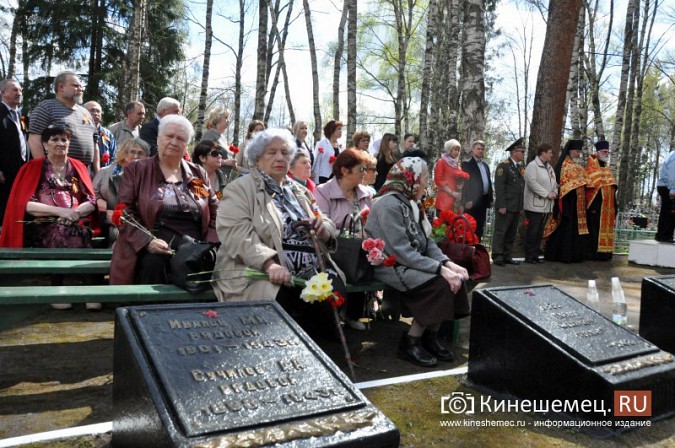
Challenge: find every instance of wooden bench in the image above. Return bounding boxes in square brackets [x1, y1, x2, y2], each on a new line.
[0, 248, 113, 260]
[0, 259, 111, 275]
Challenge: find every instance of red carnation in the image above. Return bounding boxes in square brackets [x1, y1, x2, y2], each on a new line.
[229, 144, 240, 154]
[329, 156, 337, 163]
[318, 147, 324, 154]
[432, 218, 443, 227]
[383, 255, 397, 267]
[101, 153, 110, 164]
[111, 203, 126, 227]
[330, 291, 346, 308]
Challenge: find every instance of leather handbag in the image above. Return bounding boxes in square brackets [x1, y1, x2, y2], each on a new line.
[331, 214, 373, 285]
[170, 234, 221, 293]
[438, 215, 491, 282]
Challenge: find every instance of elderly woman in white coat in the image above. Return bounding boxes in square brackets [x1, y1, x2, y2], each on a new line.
[523, 143, 558, 264]
[213, 128, 341, 339]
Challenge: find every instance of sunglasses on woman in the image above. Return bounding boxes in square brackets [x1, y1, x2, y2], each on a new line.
[209, 150, 223, 157]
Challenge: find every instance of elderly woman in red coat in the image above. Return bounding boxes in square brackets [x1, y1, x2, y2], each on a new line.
[110, 115, 218, 284]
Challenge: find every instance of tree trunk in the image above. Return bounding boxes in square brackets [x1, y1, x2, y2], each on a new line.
[119, 0, 146, 117]
[232, 0, 245, 145]
[332, 1, 349, 120]
[253, 0, 269, 120]
[565, 7, 585, 137]
[528, 0, 582, 161]
[460, 0, 487, 153]
[303, 0, 322, 143]
[196, 0, 214, 142]
[611, 0, 638, 175]
[264, 0, 294, 124]
[419, 0, 437, 150]
[7, 2, 22, 78]
[616, 0, 640, 208]
[346, 0, 357, 139]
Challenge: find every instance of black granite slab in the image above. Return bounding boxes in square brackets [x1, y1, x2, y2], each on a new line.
[468, 284, 675, 430]
[640, 275, 675, 355]
[113, 301, 399, 447]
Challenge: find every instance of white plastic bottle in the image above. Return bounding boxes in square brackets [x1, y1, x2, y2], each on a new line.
[587, 280, 599, 311]
[611, 277, 628, 327]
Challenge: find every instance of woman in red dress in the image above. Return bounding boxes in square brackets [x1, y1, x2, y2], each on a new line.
[434, 139, 466, 214]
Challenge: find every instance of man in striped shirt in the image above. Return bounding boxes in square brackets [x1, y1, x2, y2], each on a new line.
[27, 71, 99, 173]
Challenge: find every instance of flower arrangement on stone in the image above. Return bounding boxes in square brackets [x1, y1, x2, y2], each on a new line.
[111, 203, 156, 241]
[431, 209, 479, 245]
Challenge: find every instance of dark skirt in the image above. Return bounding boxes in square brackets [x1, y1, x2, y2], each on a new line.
[400, 276, 470, 327]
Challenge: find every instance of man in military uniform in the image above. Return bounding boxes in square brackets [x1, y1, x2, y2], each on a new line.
[492, 138, 526, 266]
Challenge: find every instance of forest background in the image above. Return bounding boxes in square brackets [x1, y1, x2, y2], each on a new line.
[0, 0, 673, 210]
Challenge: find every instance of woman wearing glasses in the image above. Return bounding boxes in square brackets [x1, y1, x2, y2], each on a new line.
[0, 123, 96, 249]
[192, 140, 229, 200]
[314, 148, 373, 330]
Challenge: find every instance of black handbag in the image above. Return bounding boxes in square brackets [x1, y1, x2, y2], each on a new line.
[170, 234, 221, 293]
[331, 214, 373, 285]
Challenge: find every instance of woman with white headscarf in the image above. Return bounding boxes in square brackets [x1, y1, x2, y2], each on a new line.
[365, 157, 470, 368]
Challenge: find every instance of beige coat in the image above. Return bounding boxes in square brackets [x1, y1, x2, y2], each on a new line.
[523, 156, 558, 213]
[212, 168, 337, 301]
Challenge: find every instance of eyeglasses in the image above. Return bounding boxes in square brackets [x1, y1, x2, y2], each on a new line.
[357, 166, 367, 173]
[209, 150, 223, 157]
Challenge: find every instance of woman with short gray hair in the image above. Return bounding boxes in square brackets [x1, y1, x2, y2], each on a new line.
[213, 128, 342, 341]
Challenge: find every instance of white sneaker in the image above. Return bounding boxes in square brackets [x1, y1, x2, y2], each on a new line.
[51, 303, 73, 310]
[346, 319, 366, 331]
[86, 303, 103, 311]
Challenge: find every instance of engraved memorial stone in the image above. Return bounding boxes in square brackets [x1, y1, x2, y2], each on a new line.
[468, 285, 675, 425]
[113, 301, 399, 447]
[640, 275, 675, 354]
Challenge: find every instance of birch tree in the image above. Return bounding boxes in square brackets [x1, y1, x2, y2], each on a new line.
[418, 0, 437, 150]
[303, 0, 322, 142]
[195, 0, 214, 141]
[333, 1, 349, 120]
[460, 0, 487, 153]
[253, 0, 269, 120]
[347, 0, 357, 138]
[119, 0, 146, 115]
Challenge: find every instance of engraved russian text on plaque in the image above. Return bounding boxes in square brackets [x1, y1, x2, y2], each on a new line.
[113, 301, 399, 447]
[468, 285, 675, 431]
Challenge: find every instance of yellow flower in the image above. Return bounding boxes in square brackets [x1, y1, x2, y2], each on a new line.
[300, 272, 333, 303]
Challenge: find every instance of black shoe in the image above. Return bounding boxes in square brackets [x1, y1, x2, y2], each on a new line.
[422, 331, 455, 362]
[504, 259, 521, 265]
[398, 332, 438, 367]
[493, 259, 505, 266]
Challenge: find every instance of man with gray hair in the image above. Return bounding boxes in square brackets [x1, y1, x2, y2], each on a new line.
[139, 97, 182, 156]
[84, 100, 117, 168]
[27, 71, 98, 171]
[108, 101, 145, 146]
[0, 79, 28, 224]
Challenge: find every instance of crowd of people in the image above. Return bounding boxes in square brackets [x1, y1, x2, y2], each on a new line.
[1, 71, 674, 367]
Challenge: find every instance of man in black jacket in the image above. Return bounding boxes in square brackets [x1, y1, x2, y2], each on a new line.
[0, 79, 28, 224]
[461, 140, 493, 241]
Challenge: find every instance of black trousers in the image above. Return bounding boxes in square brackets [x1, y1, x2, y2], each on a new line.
[491, 210, 519, 261]
[524, 210, 547, 260]
[656, 186, 675, 242]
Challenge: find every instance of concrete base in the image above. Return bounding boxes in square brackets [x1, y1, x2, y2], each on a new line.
[628, 240, 675, 268]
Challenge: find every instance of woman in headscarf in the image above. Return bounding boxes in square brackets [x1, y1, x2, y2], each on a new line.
[543, 139, 589, 262]
[365, 157, 470, 368]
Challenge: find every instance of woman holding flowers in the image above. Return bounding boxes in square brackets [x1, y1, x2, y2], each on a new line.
[0, 123, 96, 249]
[365, 157, 470, 368]
[110, 115, 218, 285]
[315, 148, 373, 330]
[434, 139, 467, 214]
[213, 128, 341, 340]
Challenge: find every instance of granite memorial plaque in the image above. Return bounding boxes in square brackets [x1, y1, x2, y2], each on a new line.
[468, 285, 675, 427]
[640, 275, 675, 355]
[113, 301, 399, 447]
